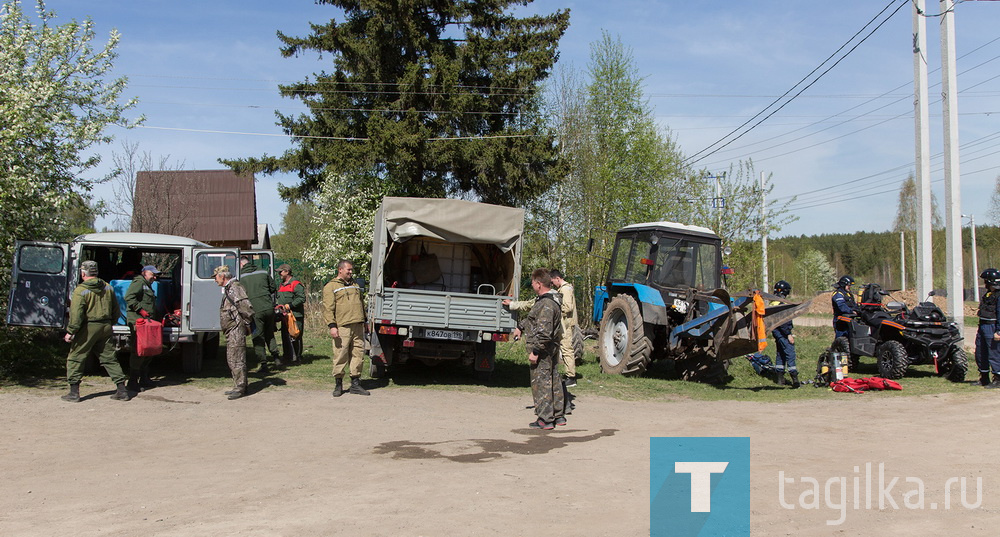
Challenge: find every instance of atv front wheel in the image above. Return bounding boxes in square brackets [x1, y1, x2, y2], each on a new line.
[941, 345, 969, 383]
[598, 295, 652, 376]
[876, 340, 909, 379]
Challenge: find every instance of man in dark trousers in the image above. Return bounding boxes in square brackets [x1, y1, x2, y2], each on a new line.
[240, 256, 280, 372]
[517, 268, 565, 430]
[275, 263, 305, 363]
[771, 280, 799, 388]
[62, 260, 130, 402]
[831, 275, 858, 339]
[976, 269, 1000, 387]
[125, 264, 161, 392]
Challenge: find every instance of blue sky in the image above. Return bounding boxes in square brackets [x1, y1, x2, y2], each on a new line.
[36, 0, 1000, 238]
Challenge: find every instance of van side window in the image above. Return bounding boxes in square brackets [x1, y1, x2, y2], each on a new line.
[197, 252, 237, 279]
[18, 245, 64, 274]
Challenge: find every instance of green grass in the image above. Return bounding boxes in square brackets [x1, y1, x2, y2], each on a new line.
[1, 325, 983, 401]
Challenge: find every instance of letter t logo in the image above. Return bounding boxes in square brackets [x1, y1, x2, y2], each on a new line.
[674, 462, 729, 512]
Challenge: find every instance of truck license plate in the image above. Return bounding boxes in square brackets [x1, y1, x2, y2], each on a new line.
[425, 329, 465, 341]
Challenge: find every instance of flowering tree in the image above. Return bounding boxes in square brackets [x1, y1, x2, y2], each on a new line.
[0, 0, 138, 365]
[303, 171, 394, 282]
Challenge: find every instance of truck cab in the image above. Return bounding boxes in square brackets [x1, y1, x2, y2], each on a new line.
[7, 232, 272, 373]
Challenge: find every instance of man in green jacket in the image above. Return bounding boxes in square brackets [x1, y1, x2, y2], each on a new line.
[62, 260, 130, 402]
[240, 256, 280, 372]
[125, 264, 161, 392]
[322, 260, 369, 397]
[275, 263, 305, 363]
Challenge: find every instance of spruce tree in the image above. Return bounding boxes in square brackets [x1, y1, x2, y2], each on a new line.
[225, 0, 570, 205]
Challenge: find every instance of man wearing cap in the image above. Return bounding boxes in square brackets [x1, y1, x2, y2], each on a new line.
[61, 260, 130, 402]
[125, 264, 162, 392]
[240, 256, 281, 372]
[275, 263, 305, 363]
[215, 265, 254, 399]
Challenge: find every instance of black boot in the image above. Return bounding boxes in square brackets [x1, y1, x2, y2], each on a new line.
[61, 383, 80, 403]
[332, 378, 344, 397]
[981, 372, 991, 387]
[349, 376, 370, 396]
[775, 370, 785, 386]
[126, 374, 141, 393]
[986, 375, 1000, 389]
[790, 372, 801, 389]
[110, 382, 132, 401]
[139, 373, 156, 390]
[255, 362, 270, 375]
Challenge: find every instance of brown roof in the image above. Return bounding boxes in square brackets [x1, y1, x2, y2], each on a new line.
[132, 170, 257, 244]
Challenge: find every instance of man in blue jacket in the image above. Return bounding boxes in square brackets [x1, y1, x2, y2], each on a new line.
[771, 280, 799, 388]
[831, 275, 858, 339]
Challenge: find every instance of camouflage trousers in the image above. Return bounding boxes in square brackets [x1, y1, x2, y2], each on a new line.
[225, 326, 248, 393]
[66, 322, 126, 385]
[530, 350, 565, 424]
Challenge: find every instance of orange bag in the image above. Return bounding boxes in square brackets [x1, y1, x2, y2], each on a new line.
[281, 304, 301, 339]
[135, 318, 163, 357]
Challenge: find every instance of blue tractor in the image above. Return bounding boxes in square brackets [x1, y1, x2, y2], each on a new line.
[590, 222, 809, 383]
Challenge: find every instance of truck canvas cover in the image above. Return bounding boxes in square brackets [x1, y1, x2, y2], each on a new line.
[380, 197, 524, 253]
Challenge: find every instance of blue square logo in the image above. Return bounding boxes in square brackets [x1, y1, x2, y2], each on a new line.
[650, 437, 750, 537]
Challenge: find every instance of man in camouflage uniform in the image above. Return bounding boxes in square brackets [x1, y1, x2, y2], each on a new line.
[124, 264, 161, 392]
[216, 265, 254, 400]
[517, 268, 565, 429]
[240, 256, 280, 372]
[323, 259, 370, 397]
[550, 269, 580, 386]
[61, 260, 130, 402]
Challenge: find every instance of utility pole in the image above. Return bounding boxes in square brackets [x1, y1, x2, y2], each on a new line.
[900, 231, 906, 290]
[913, 0, 933, 299]
[941, 0, 964, 325]
[964, 213, 980, 302]
[761, 171, 768, 292]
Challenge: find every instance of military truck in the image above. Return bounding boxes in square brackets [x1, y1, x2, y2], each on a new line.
[366, 197, 524, 381]
[7, 232, 274, 373]
[591, 221, 808, 383]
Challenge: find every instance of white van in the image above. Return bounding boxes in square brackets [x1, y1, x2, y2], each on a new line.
[6, 232, 273, 373]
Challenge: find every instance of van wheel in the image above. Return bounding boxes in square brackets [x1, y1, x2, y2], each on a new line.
[181, 342, 203, 374]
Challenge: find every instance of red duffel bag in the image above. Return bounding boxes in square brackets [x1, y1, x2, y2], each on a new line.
[135, 318, 163, 357]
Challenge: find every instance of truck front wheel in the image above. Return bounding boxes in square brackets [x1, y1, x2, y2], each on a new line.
[598, 295, 651, 376]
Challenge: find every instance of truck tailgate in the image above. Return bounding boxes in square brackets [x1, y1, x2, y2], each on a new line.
[373, 288, 516, 331]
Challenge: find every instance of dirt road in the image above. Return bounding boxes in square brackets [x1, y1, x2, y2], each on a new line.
[1, 384, 997, 536]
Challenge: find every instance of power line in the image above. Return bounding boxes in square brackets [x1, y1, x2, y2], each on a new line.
[683, 0, 909, 166]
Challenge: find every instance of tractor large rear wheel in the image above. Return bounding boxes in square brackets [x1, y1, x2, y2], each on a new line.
[941, 345, 968, 383]
[572, 325, 585, 365]
[598, 295, 652, 376]
[876, 340, 908, 379]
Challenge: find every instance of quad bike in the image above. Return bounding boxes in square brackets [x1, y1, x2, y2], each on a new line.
[831, 283, 967, 382]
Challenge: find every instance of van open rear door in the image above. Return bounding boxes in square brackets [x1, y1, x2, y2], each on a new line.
[189, 248, 239, 331]
[6, 241, 71, 328]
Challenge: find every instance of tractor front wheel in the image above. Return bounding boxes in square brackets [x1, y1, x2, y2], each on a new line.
[876, 340, 908, 380]
[598, 295, 652, 376]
